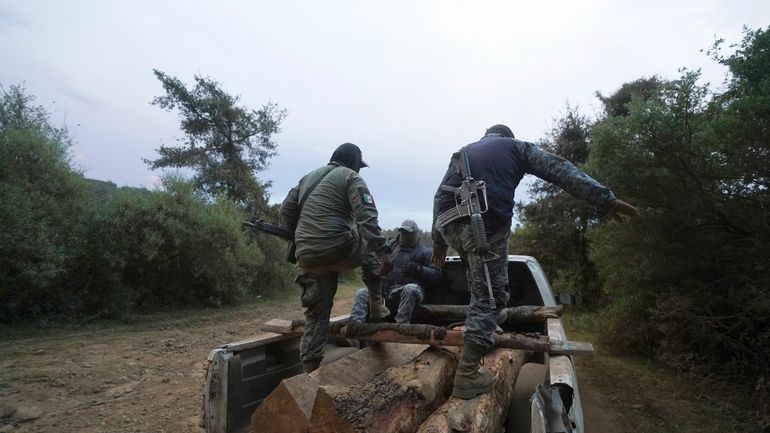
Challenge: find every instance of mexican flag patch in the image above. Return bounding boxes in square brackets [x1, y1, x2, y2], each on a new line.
[362, 192, 376, 205]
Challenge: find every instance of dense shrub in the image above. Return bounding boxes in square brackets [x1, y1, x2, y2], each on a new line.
[0, 85, 293, 321]
[0, 85, 90, 321]
[67, 178, 272, 318]
[587, 28, 770, 381]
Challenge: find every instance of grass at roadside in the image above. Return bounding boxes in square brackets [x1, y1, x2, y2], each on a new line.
[563, 310, 756, 433]
[0, 281, 361, 343]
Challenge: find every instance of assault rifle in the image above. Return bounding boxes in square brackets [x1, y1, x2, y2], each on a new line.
[242, 220, 297, 263]
[242, 220, 294, 240]
[439, 150, 498, 309]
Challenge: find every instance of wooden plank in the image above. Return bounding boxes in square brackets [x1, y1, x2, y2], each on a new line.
[261, 320, 594, 356]
[417, 305, 563, 323]
[261, 319, 301, 335]
[261, 315, 350, 336]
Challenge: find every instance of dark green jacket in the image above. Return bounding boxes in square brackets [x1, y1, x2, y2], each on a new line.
[280, 163, 387, 265]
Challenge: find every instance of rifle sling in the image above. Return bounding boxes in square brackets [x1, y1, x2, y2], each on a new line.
[297, 165, 338, 217]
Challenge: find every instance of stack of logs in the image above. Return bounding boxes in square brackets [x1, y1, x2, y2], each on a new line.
[251, 305, 571, 433]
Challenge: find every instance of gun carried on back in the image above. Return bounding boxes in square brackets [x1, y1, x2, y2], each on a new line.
[438, 150, 491, 254]
[438, 149, 498, 308]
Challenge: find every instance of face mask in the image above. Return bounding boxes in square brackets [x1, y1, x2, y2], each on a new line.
[399, 231, 419, 248]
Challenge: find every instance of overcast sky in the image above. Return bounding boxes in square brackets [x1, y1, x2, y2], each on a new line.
[1, 1, 767, 231]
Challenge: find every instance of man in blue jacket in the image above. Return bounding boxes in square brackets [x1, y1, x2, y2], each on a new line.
[432, 124, 639, 400]
[350, 219, 442, 324]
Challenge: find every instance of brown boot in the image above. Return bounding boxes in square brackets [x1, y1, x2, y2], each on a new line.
[452, 341, 494, 399]
[367, 281, 390, 322]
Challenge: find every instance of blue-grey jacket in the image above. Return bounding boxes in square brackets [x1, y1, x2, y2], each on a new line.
[383, 237, 442, 294]
[432, 133, 616, 252]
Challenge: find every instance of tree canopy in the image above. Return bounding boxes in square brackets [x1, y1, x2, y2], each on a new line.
[513, 27, 770, 394]
[147, 70, 287, 206]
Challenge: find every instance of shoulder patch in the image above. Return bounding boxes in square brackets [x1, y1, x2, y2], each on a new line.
[361, 192, 376, 205]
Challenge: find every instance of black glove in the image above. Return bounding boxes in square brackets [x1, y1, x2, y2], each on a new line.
[402, 263, 422, 277]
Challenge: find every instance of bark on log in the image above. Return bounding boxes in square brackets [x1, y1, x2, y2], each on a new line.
[308, 347, 459, 433]
[416, 349, 530, 433]
[251, 343, 427, 433]
[416, 305, 563, 323]
[261, 319, 594, 356]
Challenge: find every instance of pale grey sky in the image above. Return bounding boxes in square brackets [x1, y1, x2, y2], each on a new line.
[1, 1, 767, 230]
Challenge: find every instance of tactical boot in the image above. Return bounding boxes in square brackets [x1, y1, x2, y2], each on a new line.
[367, 281, 390, 322]
[302, 358, 322, 373]
[452, 341, 495, 399]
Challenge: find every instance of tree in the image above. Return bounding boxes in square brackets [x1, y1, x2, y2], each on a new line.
[595, 77, 661, 117]
[587, 27, 770, 381]
[147, 70, 287, 207]
[0, 84, 89, 320]
[509, 106, 601, 305]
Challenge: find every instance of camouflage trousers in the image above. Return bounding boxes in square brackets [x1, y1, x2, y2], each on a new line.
[295, 243, 380, 363]
[350, 283, 424, 324]
[438, 221, 510, 350]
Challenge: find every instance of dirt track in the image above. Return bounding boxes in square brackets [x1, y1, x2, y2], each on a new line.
[1, 292, 625, 433]
[0, 293, 328, 433]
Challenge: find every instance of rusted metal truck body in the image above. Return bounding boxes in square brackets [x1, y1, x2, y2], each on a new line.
[204, 255, 584, 433]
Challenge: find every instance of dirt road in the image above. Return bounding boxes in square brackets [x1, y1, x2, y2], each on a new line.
[1, 292, 739, 433]
[0, 293, 330, 433]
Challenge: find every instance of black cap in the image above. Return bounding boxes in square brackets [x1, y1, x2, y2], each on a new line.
[485, 124, 515, 138]
[330, 142, 368, 172]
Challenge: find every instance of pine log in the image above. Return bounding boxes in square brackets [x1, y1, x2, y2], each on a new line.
[416, 348, 530, 433]
[308, 347, 459, 433]
[251, 343, 427, 433]
[261, 319, 594, 356]
[416, 305, 563, 323]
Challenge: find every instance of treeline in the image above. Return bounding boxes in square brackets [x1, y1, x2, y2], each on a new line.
[0, 73, 294, 322]
[511, 27, 769, 417]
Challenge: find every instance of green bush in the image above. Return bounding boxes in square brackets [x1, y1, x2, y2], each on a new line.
[72, 177, 272, 317]
[587, 27, 770, 381]
[0, 85, 90, 321]
[1, 84, 294, 321]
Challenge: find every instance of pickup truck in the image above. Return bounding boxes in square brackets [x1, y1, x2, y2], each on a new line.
[203, 255, 584, 433]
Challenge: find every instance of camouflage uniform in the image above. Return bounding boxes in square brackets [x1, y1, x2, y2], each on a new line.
[350, 234, 442, 323]
[432, 132, 616, 350]
[351, 283, 424, 323]
[281, 160, 388, 364]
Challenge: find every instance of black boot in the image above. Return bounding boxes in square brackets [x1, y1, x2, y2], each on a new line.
[302, 358, 321, 373]
[452, 341, 494, 399]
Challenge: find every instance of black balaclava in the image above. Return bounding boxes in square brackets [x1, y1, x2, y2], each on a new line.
[330, 142, 369, 173]
[485, 124, 515, 138]
[397, 219, 420, 248]
[398, 230, 419, 248]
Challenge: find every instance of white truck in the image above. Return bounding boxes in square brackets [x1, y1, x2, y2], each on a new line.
[203, 255, 585, 433]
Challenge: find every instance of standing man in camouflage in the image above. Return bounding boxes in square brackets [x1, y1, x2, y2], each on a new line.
[431, 124, 638, 399]
[350, 219, 443, 324]
[280, 142, 391, 373]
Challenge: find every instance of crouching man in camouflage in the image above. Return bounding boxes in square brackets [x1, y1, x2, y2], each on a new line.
[280, 143, 391, 373]
[350, 219, 443, 324]
[431, 124, 639, 399]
